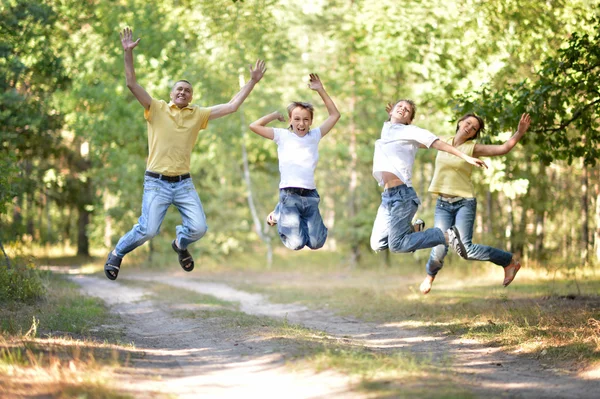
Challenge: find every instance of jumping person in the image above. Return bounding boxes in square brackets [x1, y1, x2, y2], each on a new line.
[371, 100, 487, 256]
[420, 113, 531, 294]
[104, 27, 266, 280]
[249, 74, 340, 250]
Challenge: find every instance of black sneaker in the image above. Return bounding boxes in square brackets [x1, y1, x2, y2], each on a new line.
[447, 226, 468, 259]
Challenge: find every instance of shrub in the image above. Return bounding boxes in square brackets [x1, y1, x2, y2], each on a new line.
[0, 258, 46, 303]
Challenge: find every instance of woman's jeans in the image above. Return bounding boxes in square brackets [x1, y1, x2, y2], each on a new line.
[114, 175, 207, 258]
[275, 187, 327, 251]
[370, 185, 445, 253]
[426, 197, 512, 276]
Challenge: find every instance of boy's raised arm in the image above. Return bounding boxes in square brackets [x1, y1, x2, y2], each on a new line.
[309, 74, 340, 137]
[249, 111, 285, 140]
[208, 59, 266, 120]
[120, 28, 152, 110]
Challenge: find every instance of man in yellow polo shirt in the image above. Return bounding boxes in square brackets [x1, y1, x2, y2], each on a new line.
[104, 27, 266, 280]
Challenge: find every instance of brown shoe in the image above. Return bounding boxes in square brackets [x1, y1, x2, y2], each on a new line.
[503, 259, 521, 287]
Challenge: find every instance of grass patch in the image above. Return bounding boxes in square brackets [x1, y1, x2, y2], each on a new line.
[203, 262, 600, 372]
[128, 278, 469, 396]
[1, 272, 122, 339]
[0, 272, 149, 398]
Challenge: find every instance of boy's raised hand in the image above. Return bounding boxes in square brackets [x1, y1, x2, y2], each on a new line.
[385, 102, 394, 115]
[308, 73, 324, 91]
[250, 59, 267, 82]
[120, 27, 141, 51]
[275, 111, 286, 122]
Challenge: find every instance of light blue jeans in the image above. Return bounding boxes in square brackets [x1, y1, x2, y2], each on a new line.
[275, 187, 327, 250]
[114, 175, 207, 258]
[426, 197, 512, 276]
[370, 185, 445, 253]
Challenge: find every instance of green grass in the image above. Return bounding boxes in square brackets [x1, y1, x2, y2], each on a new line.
[130, 278, 473, 397]
[201, 259, 600, 372]
[0, 272, 147, 398]
[1, 272, 122, 339]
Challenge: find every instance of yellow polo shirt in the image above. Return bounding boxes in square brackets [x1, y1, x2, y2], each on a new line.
[144, 98, 211, 176]
[428, 136, 476, 198]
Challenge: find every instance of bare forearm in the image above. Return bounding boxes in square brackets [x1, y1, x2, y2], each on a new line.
[316, 88, 340, 119]
[123, 50, 137, 88]
[230, 78, 259, 109]
[251, 112, 280, 127]
[504, 130, 526, 151]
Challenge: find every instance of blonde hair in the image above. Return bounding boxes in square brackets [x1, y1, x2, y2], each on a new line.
[287, 101, 314, 120]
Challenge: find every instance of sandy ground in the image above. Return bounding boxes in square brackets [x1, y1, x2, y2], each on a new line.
[69, 272, 600, 398]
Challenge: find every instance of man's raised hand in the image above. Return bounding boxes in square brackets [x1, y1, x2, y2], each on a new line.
[120, 27, 141, 52]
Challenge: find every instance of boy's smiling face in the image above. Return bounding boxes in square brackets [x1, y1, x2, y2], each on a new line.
[289, 107, 313, 136]
[390, 101, 414, 125]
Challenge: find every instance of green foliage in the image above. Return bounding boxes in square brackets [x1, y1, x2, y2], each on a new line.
[453, 14, 600, 166]
[2, 0, 598, 264]
[0, 260, 45, 303]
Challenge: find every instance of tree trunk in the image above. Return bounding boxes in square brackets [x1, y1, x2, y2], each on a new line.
[0, 238, 10, 269]
[76, 177, 92, 257]
[535, 210, 545, 256]
[485, 190, 492, 235]
[239, 110, 272, 267]
[77, 204, 90, 257]
[506, 196, 513, 253]
[12, 195, 23, 235]
[25, 161, 34, 237]
[595, 190, 600, 263]
[534, 163, 547, 256]
[581, 161, 589, 264]
[347, 55, 360, 267]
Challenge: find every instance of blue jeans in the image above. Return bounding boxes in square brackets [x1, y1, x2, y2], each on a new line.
[114, 175, 207, 258]
[370, 185, 445, 253]
[275, 187, 327, 250]
[426, 198, 512, 276]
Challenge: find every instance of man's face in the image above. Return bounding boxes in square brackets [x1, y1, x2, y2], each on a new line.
[289, 107, 313, 136]
[170, 81, 193, 108]
[391, 101, 414, 125]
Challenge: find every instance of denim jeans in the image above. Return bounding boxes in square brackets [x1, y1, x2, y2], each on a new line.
[275, 187, 327, 250]
[114, 175, 207, 258]
[370, 185, 445, 253]
[426, 198, 512, 276]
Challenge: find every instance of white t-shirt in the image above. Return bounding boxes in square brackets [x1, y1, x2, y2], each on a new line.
[273, 127, 322, 189]
[372, 122, 438, 187]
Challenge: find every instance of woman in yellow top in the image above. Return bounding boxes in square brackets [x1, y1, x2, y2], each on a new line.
[420, 113, 531, 294]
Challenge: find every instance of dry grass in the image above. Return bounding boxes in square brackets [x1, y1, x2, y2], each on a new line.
[0, 335, 139, 398]
[198, 251, 600, 374]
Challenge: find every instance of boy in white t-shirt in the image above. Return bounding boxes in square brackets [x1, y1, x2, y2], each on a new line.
[249, 74, 340, 250]
[370, 100, 487, 256]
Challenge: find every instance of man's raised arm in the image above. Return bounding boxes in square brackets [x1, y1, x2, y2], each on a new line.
[120, 27, 152, 110]
[208, 59, 266, 120]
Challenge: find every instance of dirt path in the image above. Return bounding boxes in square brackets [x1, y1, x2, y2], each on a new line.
[70, 273, 600, 398]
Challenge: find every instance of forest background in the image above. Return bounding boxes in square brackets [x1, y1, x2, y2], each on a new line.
[2, 0, 600, 273]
